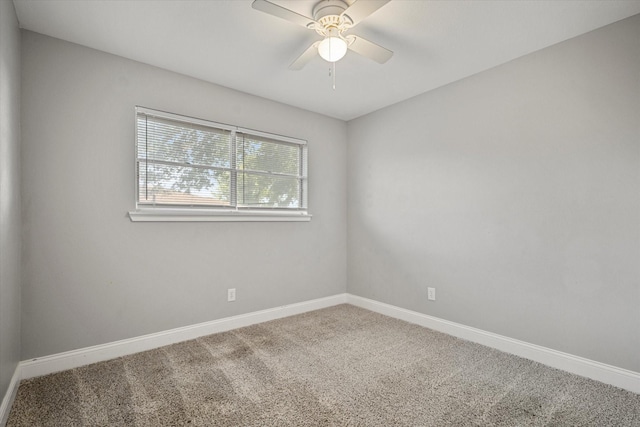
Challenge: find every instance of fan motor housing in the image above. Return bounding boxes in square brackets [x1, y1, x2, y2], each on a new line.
[312, 0, 349, 21]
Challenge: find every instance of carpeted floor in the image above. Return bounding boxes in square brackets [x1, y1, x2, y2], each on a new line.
[7, 304, 640, 426]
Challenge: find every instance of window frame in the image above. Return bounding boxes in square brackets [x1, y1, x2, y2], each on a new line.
[128, 107, 311, 222]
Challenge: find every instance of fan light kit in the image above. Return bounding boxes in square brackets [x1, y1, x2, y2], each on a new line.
[318, 35, 347, 62]
[252, 0, 393, 88]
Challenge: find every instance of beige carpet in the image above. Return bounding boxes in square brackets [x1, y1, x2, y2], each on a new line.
[7, 304, 640, 426]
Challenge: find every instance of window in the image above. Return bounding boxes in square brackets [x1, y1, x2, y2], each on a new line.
[129, 107, 310, 222]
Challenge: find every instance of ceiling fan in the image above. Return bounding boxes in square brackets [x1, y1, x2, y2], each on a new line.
[252, 0, 393, 70]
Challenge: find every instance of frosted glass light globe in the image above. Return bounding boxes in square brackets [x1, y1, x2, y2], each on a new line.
[318, 37, 347, 62]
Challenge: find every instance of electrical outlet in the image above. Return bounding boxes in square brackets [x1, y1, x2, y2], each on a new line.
[427, 287, 436, 301]
[227, 288, 236, 302]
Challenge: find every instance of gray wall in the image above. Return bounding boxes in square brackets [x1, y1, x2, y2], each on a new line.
[21, 31, 347, 359]
[0, 0, 22, 400]
[347, 15, 640, 372]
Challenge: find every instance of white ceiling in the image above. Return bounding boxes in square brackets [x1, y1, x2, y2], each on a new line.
[12, 0, 640, 121]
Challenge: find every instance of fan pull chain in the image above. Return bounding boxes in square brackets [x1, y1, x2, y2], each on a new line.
[328, 62, 338, 90]
[331, 62, 336, 90]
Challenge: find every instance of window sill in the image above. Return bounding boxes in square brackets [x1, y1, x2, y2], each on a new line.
[128, 209, 312, 222]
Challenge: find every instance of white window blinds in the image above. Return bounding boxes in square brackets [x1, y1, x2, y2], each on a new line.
[135, 107, 307, 211]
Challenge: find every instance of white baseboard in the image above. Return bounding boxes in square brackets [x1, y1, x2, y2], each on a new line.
[347, 294, 640, 394]
[20, 294, 348, 380]
[0, 365, 21, 427]
[11, 292, 639, 401]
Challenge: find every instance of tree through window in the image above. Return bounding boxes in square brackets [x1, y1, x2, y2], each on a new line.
[135, 107, 308, 212]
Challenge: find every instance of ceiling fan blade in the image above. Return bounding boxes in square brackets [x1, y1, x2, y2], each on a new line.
[252, 0, 315, 28]
[348, 35, 393, 63]
[289, 41, 321, 70]
[341, 0, 390, 27]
